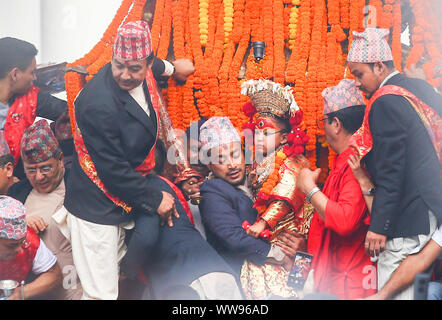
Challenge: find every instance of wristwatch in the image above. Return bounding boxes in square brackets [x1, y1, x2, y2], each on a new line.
[362, 187, 375, 196]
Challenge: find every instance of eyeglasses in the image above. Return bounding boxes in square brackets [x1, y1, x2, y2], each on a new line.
[316, 117, 329, 129]
[24, 165, 54, 177]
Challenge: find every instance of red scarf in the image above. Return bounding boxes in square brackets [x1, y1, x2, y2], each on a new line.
[4, 85, 39, 166]
[350, 85, 442, 170]
[72, 69, 159, 213]
[0, 229, 40, 282]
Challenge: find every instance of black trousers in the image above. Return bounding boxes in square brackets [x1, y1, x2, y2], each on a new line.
[120, 210, 160, 280]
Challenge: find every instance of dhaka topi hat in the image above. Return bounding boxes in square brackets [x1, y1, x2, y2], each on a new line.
[0, 196, 27, 240]
[113, 20, 153, 61]
[322, 79, 366, 114]
[200, 117, 241, 152]
[21, 119, 60, 164]
[347, 28, 393, 63]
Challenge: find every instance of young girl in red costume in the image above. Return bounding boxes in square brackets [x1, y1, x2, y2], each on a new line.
[239, 79, 314, 299]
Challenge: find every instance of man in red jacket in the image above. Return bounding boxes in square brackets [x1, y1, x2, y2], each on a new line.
[297, 79, 376, 299]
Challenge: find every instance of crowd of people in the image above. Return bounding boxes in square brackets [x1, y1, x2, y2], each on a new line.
[0, 20, 440, 300]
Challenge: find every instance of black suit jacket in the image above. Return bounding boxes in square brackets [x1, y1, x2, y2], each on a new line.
[199, 178, 271, 278]
[365, 73, 442, 238]
[64, 63, 163, 225]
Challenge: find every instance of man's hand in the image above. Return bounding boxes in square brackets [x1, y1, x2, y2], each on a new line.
[296, 168, 321, 194]
[365, 230, 387, 257]
[172, 58, 195, 82]
[277, 230, 307, 259]
[157, 191, 180, 227]
[6, 287, 22, 300]
[181, 177, 203, 200]
[26, 216, 48, 233]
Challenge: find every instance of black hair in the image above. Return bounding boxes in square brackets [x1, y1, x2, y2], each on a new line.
[367, 60, 396, 71]
[326, 105, 366, 134]
[273, 115, 291, 133]
[0, 37, 38, 79]
[145, 52, 155, 65]
[259, 113, 291, 133]
[0, 154, 14, 168]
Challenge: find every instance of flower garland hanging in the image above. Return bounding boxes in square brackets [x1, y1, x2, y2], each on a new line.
[391, 0, 402, 72]
[223, 0, 234, 46]
[273, 0, 285, 84]
[199, 0, 209, 46]
[172, 0, 186, 59]
[327, 0, 340, 27]
[249, 0, 263, 43]
[125, 0, 146, 22]
[340, 0, 350, 29]
[231, 0, 245, 44]
[288, 0, 300, 50]
[156, 0, 172, 59]
[261, 0, 274, 79]
[189, 0, 209, 117]
[150, 0, 165, 53]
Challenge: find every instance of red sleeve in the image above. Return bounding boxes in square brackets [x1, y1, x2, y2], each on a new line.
[324, 168, 368, 236]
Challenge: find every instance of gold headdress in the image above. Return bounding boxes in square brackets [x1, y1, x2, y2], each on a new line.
[240, 79, 299, 119]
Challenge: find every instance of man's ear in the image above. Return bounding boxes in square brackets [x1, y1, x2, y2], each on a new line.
[9, 67, 20, 82]
[5, 162, 14, 178]
[58, 152, 65, 169]
[374, 61, 386, 76]
[333, 117, 343, 134]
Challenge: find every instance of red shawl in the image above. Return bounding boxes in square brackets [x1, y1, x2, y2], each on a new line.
[350, 85, 441, 169]
[4, 85, 39, 166]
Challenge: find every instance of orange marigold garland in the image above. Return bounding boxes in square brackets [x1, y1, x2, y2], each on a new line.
[327, 0, 340, 26]
[199, 0, 209, 46]
[261, 0, 274, 79]
[287, 0, 300, 50]
[273, 0, 285, 84]
[340, 0, 350, 29]
[254, 150, 287, 215]
[223, 0, 234, 46]
[391, 0, 402, 72]
[156, 0, 172, 59]
[150, 0, 165, 53]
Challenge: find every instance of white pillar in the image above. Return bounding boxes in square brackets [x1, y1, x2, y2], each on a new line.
[40, 0, 123, 64]
[0, 0, 42, 63]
